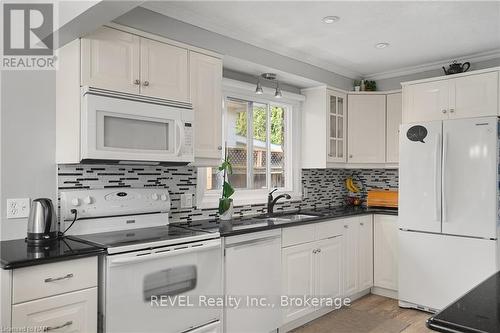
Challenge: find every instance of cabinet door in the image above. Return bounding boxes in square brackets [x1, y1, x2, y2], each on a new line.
[282, 242, 316, 323]
[403, 80, 449, 123]
[357, 215, 373, 291]
[386, 93, 402, 163]
[450, 72, 498, 119]
[190, 52, 223, 161]
[315, 236, 343, 300]
[327, 91, 347, 163]
[342, 218, 358, 296]
[140, 38, 189, 101]
[81, 27, 140, 94]
[347, 94, 386, 163]
[12, 287, 97, 333]
[374, 215, 399, 291]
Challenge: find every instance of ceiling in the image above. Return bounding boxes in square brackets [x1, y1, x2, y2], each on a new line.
[141, 1, 500, 79]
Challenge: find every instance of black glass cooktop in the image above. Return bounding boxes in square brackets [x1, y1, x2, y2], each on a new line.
[427, 271, 500, 333]
[68, 225, 214, 249]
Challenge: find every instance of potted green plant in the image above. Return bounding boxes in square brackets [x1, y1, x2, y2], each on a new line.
[218, 148, 235, 220]
[353, 80, 361, 92]
[365, 80, 377, 91]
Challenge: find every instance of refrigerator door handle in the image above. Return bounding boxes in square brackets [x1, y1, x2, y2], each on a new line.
[434, 133, 441, 222]
[442, 132, 448, 223]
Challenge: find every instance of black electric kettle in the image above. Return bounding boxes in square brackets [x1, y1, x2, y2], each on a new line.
[27, 198, 58, 244]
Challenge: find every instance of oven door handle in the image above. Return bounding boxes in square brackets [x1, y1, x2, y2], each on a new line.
[108, 240, 220, 266]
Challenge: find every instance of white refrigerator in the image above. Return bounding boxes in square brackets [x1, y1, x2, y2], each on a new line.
[399, 116, 500, 312]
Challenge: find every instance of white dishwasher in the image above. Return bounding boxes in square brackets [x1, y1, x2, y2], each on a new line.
[224, 229, 282, 333]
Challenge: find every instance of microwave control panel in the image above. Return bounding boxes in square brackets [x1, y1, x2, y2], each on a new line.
[183, 122, 194, 154]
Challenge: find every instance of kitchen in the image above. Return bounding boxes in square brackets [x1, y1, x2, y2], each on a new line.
[1, 1, 500, 333]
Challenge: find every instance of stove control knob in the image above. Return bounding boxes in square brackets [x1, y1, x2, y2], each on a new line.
[71, 198, 80, 207]
[83, 196, 93, 204]
[160, 194, 168, 201]
[152, 193, 159, 201]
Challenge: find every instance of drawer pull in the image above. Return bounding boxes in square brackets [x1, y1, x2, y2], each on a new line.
[44, 273, 74, 283]
[44, 320, 73, 331]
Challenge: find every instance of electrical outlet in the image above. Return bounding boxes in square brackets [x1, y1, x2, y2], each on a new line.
[180, 194, 193, 208]
[6, 198, 30, 219]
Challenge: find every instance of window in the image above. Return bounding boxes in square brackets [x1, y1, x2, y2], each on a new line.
[197, 78, 303, 208]
[206, 97, 288, 192]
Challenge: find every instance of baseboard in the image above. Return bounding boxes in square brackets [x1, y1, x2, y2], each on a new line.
[371, 286, 398, 299]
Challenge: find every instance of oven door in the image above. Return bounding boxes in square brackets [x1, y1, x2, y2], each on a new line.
[81, 92, 193, 163]
[103, 239, 222, 333]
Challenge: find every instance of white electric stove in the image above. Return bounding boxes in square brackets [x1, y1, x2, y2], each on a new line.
[60, 188, 222, 333]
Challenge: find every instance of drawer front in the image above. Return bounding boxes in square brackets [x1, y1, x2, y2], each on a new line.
[12, 287, 97, 333]
[13, 257, 97, 304]
[282, 224, 315, 247]
[315, 220, 344, 240]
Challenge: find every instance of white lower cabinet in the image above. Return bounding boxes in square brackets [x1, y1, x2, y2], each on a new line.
[373, 215, 399, 292]
[282, 236, 343, 324]
[12, 287, 97, 333]
[342, 215, 373, 297]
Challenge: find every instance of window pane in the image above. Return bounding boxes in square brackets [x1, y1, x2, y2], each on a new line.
[252, 103, 267, 189]
[271, 105, 286, 188]
[338, 97, 343, 115]
[227, 99, 248, 189]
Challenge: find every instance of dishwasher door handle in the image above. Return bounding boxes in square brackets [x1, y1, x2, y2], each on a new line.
[225, 235, 281, 249]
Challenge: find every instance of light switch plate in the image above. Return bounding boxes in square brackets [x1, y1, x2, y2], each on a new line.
[180, 194, 193, 208]
[6, 198, 30, 219]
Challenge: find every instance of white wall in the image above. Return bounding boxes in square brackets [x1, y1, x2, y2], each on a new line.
[376, 57, 500, 90]
[0, 71, 57, 240]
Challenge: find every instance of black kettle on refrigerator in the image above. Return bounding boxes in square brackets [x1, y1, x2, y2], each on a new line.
[27, 198, 58, 244]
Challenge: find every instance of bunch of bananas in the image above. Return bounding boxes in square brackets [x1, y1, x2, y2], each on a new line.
[345, 177, 360, 193]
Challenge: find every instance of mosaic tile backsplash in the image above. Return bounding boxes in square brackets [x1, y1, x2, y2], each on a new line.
[57, 164, 398, 222]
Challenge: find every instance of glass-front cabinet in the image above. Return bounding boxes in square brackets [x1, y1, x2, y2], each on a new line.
[327, 90, 347, 163]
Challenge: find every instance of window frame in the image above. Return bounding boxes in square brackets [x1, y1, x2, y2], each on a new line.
[196, 78, 303, 209]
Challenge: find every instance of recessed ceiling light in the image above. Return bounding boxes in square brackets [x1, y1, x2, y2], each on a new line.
[322, 16, 340, 24]
[375, 42, 390, 49]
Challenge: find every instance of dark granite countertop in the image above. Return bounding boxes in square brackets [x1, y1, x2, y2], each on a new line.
[427, 271, 500, 333]
[1, 237, 105, 270]
[177, 205, 398, 237]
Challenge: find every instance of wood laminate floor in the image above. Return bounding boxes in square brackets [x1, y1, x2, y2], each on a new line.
[292, 294, 434, 333]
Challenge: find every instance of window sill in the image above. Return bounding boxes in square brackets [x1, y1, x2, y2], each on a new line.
[196, 189, 302, 210]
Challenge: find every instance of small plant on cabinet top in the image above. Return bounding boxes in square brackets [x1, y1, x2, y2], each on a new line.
[218, 146, 235, 219]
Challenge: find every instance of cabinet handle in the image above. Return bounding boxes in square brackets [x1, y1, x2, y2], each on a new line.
[349, 154, 353, 158]
[344, 225, 348, 229]
[218, 146, 223, 150]
[449, 108, 455, 113]
[44, 273, 73, 283]
[442, 109, 447, 114]
[133, 79, 140, 85]
[328, 154, 332, 157]
[143, 81, 150, 87]
[360, 222, 364, 226]
[317, 248, 321, 253]
[44, 321, 73, 331]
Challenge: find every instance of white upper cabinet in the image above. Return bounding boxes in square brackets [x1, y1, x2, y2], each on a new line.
[403, 70, 499, 123]
[190, 52, 223, 163]
[81, 26, 190, 102]
[81, 26, 140, 94]
[451, 71, 498, 118]
[327, 91, 347, 163]
[347, 94, 386, 163]
[386, 93, 402, 163]
[140, 38, 189, 102]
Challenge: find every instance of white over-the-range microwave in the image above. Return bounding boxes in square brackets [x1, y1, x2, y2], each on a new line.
[80, 87, 194, 165]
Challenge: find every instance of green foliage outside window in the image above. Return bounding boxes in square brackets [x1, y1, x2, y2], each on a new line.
[235, 105, 284, 145]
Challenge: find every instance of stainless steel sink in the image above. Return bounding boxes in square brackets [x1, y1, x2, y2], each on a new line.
[265, 213, 318, 224]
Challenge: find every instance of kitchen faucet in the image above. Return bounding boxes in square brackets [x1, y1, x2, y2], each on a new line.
[267, 189, 291, 215]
